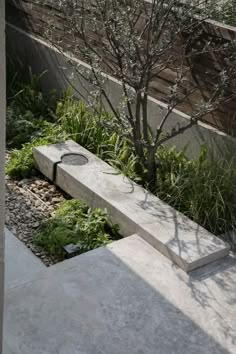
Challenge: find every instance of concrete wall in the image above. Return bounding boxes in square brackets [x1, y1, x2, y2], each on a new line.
[6, 23, 236, 163]
[6, 0, 236, 135]
[0, 0, 5, 350]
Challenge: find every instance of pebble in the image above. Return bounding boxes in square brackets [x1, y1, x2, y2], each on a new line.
[49, 186, 56, 193]
[5, 216, 10, 224]
[52, 197, 62, 204]
[18, 179, 29, 187]
[34, 200, 42, 207]
[32, 222, 40, 229]
[5, 172, 68, 266]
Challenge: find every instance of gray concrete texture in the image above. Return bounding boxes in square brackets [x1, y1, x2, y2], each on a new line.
[0, 0, 5, 351]
[5, 228, 45, 287]
[34, 140, 230, 272]
[3, 234, 236, 354]
[6, 23, 236, 163]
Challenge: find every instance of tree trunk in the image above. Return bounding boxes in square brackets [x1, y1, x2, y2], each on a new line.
[133, 91, 145, 162]
[147, 147, 157, 193]
[141, 92, 148, 142]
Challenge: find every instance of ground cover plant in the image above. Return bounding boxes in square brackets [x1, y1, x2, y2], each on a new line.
[7, 61, 57, 149]
[35, 199, 120, 259]
[6, 69, 236, 248]
[6, 63, 69, 178]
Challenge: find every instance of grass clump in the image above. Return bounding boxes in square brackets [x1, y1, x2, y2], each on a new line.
[7, 63, 57, 149]
[6, 65, 67, 179]
[35, 200, 119, 259]
[155, 146, 236, 237]
[210, 0, 236, 27]
[57, 93, 144, 183]
[6, 123, 68, 179]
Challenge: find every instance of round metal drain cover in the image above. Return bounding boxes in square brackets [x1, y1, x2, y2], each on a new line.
[61, 153, 88, 166]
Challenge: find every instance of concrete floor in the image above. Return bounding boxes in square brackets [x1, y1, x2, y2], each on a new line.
[5, 228, 45, 287]
[3, 231, 236, 354]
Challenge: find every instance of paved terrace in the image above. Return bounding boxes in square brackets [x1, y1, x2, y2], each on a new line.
[3, 228, 236, 354]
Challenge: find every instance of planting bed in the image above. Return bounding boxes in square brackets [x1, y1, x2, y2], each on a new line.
[6, 67, 235, 269]
[5, 171, 66, 266]
[5, 170, 120, 265]
[34, 140, 230, 272]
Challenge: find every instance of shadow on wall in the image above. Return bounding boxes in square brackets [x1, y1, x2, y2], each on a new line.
[6, 23, 236, 164]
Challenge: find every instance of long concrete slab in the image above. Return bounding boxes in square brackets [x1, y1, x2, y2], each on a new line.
[34, 140, 230, 272]
[3, 235, 236, 354]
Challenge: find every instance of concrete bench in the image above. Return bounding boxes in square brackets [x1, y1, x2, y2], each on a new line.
[34, 140, 230, 272]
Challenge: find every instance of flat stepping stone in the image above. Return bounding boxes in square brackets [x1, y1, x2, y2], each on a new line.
[34, 140, 230, 272]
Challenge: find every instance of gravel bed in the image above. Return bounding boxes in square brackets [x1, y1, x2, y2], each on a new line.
[5, 174, 70, 266]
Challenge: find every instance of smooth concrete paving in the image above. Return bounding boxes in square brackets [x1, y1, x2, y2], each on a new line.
[3, 234, 236, 354]
[34, 140, 230, 272]
[5, 228, 45, 287]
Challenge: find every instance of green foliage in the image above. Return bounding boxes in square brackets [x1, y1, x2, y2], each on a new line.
[155, 146, 236, 237]
[6, 61, 57, 149]
[6, 107, 55, 149]
[221, 1, 236, 27]
[35, 200, 119, 259]
[48, 93, 236, 243]
[57, 93, 143, 183]
[57, 93, 110, 152]
[208, 0, 236, 27]
[6, 69, 236, 246]
[6, 62, 66, 179]
[6, 123, 67, 179]
[7, 63, 56, 118]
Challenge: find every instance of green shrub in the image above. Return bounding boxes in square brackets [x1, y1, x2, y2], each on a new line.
[6, 123, 68, 179]
[7, 63, 56, 118]
[6, 107, 56, 149]
[210, 0, 236, 27]
[56, 93, 143, 183]
[57, 93, 113, 153]
[35, 200, 119, 259]
[56, 94, 236, 243]
[155, 146, 236, 237]
[6, 65, 58, 149]
[6, 71, 236, 247]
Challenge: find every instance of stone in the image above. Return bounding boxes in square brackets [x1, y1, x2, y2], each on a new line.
[43, 192, 51, 201]
[34, 140, 230, 272]
[5, 171, 67, 266]
[49, 185, 56, 192]
[51, 197, 62, 204]
[33, 140, 83, 181]
[32, 222, 40, 229]
[18, 179, 29, 187]
[5, 228, 45, 287]
[34, 200, 41, 207]
[3, 235, 236, 354]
